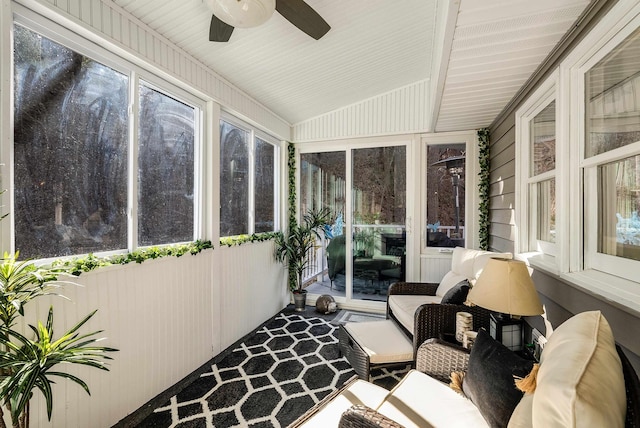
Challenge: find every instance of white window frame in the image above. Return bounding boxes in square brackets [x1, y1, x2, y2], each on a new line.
[515, 72, 559, 261]
[136, 77, 205, 247]
[219, 112, 280, 237]
[575, 16, 640, 283]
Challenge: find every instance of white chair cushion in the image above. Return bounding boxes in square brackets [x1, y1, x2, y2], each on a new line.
[533, 311, 626, 428]
[344, 320, 413, 364]
[388, 295, 441, 334]
[298, 379, 390, 427]
[376, 370, 489, 428]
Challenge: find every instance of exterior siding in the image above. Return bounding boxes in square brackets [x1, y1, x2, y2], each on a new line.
[487, 118, 517, 253]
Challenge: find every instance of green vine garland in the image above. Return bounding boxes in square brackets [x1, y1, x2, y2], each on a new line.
[478, 128, 490, 251]
[286, 142, 298, 287]
[220, 232, 281, 247]
[287, 142, 297, 230]
[52, 240, 214, 276]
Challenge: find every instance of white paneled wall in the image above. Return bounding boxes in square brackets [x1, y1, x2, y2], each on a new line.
[8, 242, 287, 428]
[420, 253, 453, 283]
[216, 242, 289, 351]
[23, 0, 290, 139]
[292, 80, 430, 142]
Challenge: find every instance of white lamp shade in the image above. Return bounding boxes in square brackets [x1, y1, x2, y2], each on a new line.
[467, 258, 543, 316]
[206, 0, 276, 28]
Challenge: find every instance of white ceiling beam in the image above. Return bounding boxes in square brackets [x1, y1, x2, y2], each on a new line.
[428, 0, 460, 133]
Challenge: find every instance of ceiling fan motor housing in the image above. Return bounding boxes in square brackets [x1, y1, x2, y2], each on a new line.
[206, 0, 276, 28]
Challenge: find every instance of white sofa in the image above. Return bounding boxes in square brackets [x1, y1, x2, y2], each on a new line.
[386, 247, 511, 356]
[292, 311, 639, 428]
[387, 246, 512, 335]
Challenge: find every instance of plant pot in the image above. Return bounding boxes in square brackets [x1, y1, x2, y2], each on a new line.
[293, 290, 307, 312]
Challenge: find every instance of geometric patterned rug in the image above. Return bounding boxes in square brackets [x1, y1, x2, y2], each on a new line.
[330, 309, 386, 325]
[135, 313, 357, 427]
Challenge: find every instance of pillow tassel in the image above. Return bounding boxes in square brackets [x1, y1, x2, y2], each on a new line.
[514, 363, 539, 394]
[450, 371, 465, 395]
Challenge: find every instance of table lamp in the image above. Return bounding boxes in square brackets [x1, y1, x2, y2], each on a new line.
[466, 258, 543, 351]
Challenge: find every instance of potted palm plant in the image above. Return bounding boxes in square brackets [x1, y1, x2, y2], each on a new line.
[274, 208, 332, 311]
[0, 252, 117, 428]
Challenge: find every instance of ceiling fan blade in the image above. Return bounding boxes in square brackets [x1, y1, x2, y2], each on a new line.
[275, 0, 330, 40]
[209, 14, 235, 42]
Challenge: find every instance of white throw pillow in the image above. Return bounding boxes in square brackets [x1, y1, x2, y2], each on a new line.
[438, 248, 512, 294]
[507, 393, 533, 428]
[435, 271, 468, 297]
[532, 310, 626, 428]
[450, 247, 477, 278]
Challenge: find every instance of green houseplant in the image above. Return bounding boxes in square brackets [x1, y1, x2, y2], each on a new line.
[0, 252, 117, 428]
[274, 208, 332, 311]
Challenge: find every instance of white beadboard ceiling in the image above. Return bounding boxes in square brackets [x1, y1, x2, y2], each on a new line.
[110, 0, 591, 132]
[434, 0, 591, 132]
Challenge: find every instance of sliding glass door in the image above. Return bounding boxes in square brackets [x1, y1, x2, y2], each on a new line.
[298, 143, 407, 303]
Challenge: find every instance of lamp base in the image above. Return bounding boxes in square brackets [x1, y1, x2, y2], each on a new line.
[489, 313, 524, 351]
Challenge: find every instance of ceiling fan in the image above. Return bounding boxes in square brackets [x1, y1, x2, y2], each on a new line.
[205, 0, 330, 42]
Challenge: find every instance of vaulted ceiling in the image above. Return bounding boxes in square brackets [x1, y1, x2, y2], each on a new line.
[111, 0, 591, 133]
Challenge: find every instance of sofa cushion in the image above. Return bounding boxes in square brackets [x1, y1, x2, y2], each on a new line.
[297, 379, 389, 427]
[533, 310, 626, 428]
[377, 369, 488, 428]
[440, 280, 470, 305]
[462, 329, 533, 428]
[388, 295, 441, 334]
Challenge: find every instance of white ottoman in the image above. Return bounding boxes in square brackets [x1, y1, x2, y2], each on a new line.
[339, 319, 413, 380]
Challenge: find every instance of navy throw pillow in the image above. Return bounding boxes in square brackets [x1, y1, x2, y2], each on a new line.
[440, 279, 470, 305]
[462, 329, 534, 428]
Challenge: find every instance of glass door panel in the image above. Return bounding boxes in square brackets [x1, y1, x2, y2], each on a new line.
[300, 152, 346, 297]
[352, 146, 406, 300]
[426, 144, 466, 247]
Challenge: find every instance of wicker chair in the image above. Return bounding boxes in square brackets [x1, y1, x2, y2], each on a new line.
[386, 281, 492, 358]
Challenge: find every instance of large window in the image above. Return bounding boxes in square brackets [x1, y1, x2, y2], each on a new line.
[13, 25, 129, 258]
[583, 24, 640, 279]
[11, 23, 201, 259]
[219, 117, 278, 237]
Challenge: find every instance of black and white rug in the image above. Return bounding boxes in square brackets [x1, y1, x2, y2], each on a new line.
[137, 313, 357, 427]
[330, 309, 386, 326]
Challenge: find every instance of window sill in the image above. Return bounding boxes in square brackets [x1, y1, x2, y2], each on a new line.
[558, 270, 640, 317]
[517, 252, 560, 276]
[519, 252, 640, 318]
